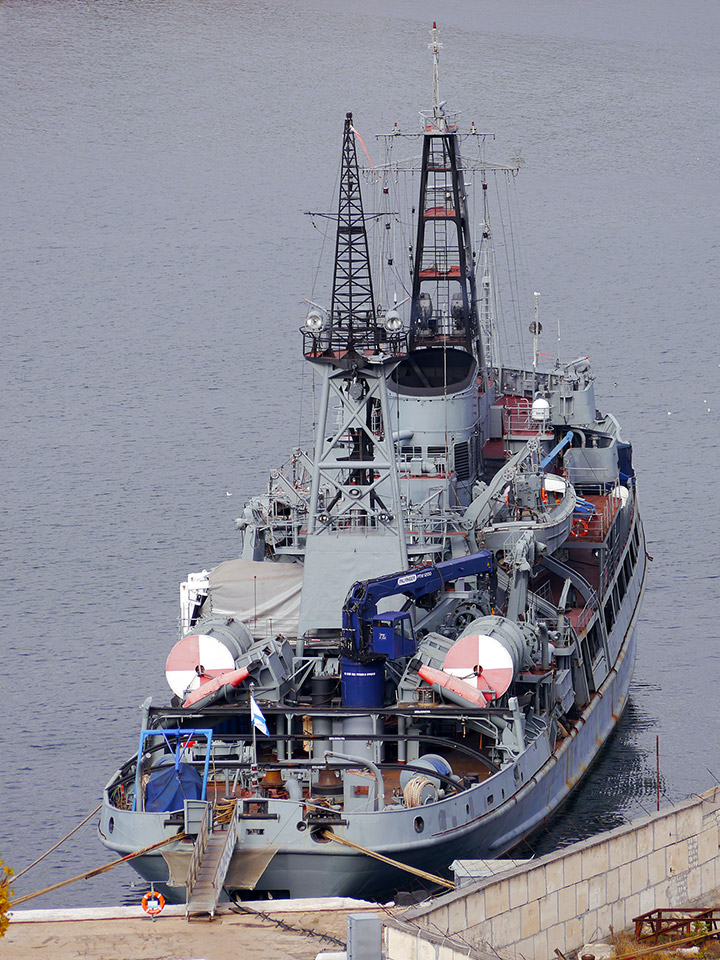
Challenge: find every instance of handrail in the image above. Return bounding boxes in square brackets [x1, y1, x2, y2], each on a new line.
[573, 595, 599, 635]
[185, 800, 213, 907]
[211, 809, 238, 897]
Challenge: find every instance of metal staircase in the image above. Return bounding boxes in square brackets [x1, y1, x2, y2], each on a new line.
[185, 801, 238, 921]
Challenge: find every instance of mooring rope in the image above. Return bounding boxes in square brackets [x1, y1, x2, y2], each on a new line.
[11, 833, 188, 907]
[13, 803, 103, 883]
[321, 830, 455, 891]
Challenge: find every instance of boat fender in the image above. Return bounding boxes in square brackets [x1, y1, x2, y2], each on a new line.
[141, 890, 165, 916]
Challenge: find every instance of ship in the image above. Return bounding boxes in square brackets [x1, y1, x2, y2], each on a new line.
[98, 27, 647, 914]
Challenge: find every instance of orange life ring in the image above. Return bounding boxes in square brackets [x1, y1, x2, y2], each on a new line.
[141, 890, 166, 915]
[571, 518, 589, 538]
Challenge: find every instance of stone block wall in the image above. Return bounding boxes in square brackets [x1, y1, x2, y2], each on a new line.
[385, 787, 720, 960]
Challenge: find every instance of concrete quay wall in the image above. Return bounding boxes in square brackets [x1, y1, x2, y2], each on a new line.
[386, 786, 720, 960]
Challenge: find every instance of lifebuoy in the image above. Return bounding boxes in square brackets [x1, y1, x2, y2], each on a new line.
[141, 890, 166, 916]
[571, 518, 589, 538]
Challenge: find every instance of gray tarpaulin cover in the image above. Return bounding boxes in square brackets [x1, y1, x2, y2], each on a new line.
[208, 558, 303, 633]
[298, 532, 406, 633]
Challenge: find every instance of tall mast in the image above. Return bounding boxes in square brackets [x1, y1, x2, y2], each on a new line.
[328, 112, 379, 356]
[408, 26, 482, 369]
[431, 21, 444, 131]
[478, 176, 500, 373]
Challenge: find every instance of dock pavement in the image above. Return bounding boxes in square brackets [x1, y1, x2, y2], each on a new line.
[2, 898, 390, 960]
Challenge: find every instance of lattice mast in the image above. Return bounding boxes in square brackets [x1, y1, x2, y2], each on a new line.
[409, 25, 483, 369]
[328, 112, 379, 354]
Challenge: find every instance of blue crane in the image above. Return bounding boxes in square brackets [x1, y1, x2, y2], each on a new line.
[341, 550, 494, 662]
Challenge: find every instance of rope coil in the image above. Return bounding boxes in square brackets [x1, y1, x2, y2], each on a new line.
[403, 775, 437, 808]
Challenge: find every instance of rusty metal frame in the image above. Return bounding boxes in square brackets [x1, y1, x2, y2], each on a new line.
[633, 908, 720, 945]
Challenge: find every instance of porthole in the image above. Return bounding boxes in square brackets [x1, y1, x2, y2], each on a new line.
[414, 816, 425, 833]
[108, 817, 114, 834]
[310, 826, 332, 843]
[296, 821, 307, 831]
[465, 804, 470, 815]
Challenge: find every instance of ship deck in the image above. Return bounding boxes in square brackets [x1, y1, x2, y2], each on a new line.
[196, 746, 495, 808]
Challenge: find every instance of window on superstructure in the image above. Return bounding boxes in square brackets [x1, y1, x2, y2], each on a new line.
[623, 553, 633, 588]
[604, 599, 615, 635]
[427, 446, 448, 469]
[588, 621, 603, 660]
[400, 446, 422, 462]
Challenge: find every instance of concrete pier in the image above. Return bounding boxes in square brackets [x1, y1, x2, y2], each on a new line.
[3, 899, 381, 960]
[386, 786, 720, 960]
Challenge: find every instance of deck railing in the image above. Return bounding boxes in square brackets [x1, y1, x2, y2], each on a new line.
[501, 400, 553, 438]
[571, 594, 600, 636]
[247, 617, 299, 640]
[600, 488, 635, 595]
[586, 490, 622, 541]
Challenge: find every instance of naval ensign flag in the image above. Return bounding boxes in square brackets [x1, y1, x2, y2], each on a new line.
[250, 694, 269, 736]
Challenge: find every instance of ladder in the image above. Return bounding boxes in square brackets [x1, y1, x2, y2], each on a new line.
[185, 801, 238, 921]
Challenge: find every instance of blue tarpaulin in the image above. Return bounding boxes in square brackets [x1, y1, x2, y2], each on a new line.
[144, 760, 203, 812]
[133, 728, 213, 812]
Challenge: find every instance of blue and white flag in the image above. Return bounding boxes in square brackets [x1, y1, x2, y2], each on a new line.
[250, 694, 269, 736]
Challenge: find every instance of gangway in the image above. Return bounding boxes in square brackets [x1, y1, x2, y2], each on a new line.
[185, 800, 238, 921]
